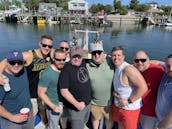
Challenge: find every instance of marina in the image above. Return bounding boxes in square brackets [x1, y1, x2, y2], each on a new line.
[0, 1, 172, 128]
[0, 10, 171, 27]
[0, 4, 169, 26]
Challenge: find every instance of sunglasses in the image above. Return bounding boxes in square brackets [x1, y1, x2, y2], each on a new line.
[72, 55, 81, 59]
[91, 51, 102, 56]
[54, 58, 66, 62]
[9, 61, 24, 66]
[134, 59, 147, 63]
[60, 47, 69, 51]
[41, 43, 53, 49]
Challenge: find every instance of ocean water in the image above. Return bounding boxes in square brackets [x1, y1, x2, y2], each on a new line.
[0, 22, 172, 62]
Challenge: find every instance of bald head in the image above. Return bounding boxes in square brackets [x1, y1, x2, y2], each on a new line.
[134, 51, 149, 60]
[133, 50, 150, 72]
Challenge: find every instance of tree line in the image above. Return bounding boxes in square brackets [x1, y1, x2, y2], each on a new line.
[90, 0, 172, 16]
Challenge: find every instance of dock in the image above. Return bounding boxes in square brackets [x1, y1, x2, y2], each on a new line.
[106, 15, 142, 24]
[141, 16, 170, 26]
[0, 12, 113, 27]
[1, 10, 170, 27]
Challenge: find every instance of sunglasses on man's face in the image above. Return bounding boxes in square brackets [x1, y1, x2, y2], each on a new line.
[134, 59, 147, 63]
[91, 51, 102, 56]
[9, 61, 24, 66]
[41, 43, 53, 49]
[60, 47, 69, 51]
[54, 58, 66, 62]
[72, 55, 82, 59]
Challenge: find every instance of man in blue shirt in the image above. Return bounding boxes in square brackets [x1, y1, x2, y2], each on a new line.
[0, 50, 34, 129]
[156, 54, 172, 129]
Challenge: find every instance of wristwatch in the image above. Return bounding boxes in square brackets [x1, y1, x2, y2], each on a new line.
[128, 98, 132, 104]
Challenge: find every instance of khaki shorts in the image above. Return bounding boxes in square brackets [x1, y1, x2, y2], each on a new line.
[91, 104, 112, 121]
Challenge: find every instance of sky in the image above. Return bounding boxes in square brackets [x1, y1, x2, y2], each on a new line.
[87, 0, 172, 6]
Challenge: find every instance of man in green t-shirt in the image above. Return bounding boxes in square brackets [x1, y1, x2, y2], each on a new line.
[87, 41, 114, 129]
[38, 49, 66, 129]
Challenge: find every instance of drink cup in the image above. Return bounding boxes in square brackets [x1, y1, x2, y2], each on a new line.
[20, 108, 30, 117]
[3, 77, 11, 92]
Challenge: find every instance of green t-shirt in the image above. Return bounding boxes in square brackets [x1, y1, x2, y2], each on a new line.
[87, 57, 114, 106]
[38, 66, 60, 105]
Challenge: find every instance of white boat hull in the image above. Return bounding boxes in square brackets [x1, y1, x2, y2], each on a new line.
[165, 22, 172, 26]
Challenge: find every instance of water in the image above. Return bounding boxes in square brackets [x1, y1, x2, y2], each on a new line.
[0, 22, 172, 62]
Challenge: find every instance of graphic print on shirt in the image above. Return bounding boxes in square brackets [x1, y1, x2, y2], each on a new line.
[77, 67, 89, 83]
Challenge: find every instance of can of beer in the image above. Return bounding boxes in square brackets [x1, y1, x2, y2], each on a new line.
[3, 77, 11, 92]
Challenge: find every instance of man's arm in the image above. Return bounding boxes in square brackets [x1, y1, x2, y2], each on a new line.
[150, 60, 164, 66]
[60, 88, 85, 110]
[38, 86, 61, 112]
[158, 110, 172, 129]
[0, 102, 28, 123]
[0, 59, 8, 85]
[22, 50, 33, 66]
[0, 59, 8, 75]
[118, 65, 147, 106]
[125, 65, 148, 101]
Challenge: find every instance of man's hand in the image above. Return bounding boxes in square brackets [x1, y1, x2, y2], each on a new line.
[9, 114, 28, 123]
[52, 105, 62, 113]
[61, 89, 86, 111]
[113, 91, 129, 107]
[0, 75, 6, 85]
[75, 101, 85, 111]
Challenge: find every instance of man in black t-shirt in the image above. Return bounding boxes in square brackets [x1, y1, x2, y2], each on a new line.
[59, 46, 91, 129]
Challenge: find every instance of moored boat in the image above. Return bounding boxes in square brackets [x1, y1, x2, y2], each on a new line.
[165, 19, 172, 26]
[4, 5, 21, 16]
[37, 18, 46, 25]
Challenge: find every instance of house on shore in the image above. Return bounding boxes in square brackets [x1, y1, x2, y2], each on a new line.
[68, 0, 88, 15]
[38, 3, 62, 15]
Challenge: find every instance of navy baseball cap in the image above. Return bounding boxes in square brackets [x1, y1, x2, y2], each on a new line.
[7, 50, 24, 62]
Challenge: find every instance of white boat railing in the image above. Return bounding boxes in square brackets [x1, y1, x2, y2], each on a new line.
[74, 29, 99, 51]
[70, 29, 102, 59]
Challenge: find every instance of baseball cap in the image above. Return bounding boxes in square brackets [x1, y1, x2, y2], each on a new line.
[90, 40, 104, 52]
[7, 50, 24, 62]
[70, 46, 84, 57]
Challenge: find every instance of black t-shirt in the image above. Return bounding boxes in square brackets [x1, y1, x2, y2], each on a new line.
[59, 60, 91, 111]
